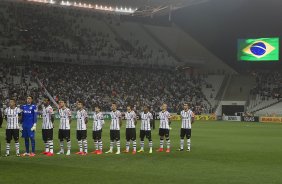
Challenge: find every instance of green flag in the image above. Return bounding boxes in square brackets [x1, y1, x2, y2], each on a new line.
[238, 37, 279, 61]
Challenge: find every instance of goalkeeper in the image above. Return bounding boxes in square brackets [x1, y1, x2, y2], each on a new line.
[21, 96, 38, 157]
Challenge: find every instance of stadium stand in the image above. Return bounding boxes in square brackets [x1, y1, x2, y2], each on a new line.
[0, 62, 40, 105]
[254, 102, 282, 116]
[223, 75, 256, 101]
[0, 1, 180, 68]
[0, 61, 215, 114]
[246, 71, 282, 113]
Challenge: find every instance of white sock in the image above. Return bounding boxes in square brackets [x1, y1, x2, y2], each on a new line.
[116, 141, 120, 152]
[180, 139, 184, 150]
[187, 139, 191, 150]
[67, 141, 71, 151]
[110, 141, 114, 151]
[49, 140, 54, 153]
[99, 140, 103, 151]
[140, 141, 144, 150]
[83, 140, 88, 153]
[94, 141, 99, 150]
[45, 142, 49, 152]
[166, 139, 170, 149]
[15, 142, 20, 154]
[126, 141, 130, 151]
[6, 143, 10, 155]
[149, 140, 153, 149]
[78, 140, 83, 152]
[160, 139, 164, 148]
[133, 140, 136, 152]
[60, 141, 64, 152]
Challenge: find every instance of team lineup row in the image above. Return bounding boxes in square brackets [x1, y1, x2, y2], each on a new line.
[2, 96, 195, 157]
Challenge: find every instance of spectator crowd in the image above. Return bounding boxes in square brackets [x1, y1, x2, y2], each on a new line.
[0, 61, 211, 114]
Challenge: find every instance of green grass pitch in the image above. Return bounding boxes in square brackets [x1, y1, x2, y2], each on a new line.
[0, 120, 282, 184]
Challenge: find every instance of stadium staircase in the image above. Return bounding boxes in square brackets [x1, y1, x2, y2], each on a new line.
[247, 97, 281, 114]
[254, 101, 282, 116]
[223, 74, 255, 101]
[213, 74, 230, 110]
[138, 23, 183, 63]
[104, 20, 134, 53]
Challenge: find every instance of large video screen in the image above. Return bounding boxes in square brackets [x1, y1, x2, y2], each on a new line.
[237, 37, 279, 61]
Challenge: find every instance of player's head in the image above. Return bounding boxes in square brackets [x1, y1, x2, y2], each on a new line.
[143, 105, 149, 112]
[77, 100, 84, 110]
[27, 96, 33, 104]
[127, 105, 132, 112]
[59, 100, 66, 108]
[111, 102, 117, 111]
[183, 103, 189, 110]
[94, 105, 101, 113]
[9, 98, 16, 108]
[161, 103, 167, 111]
[43, 97, 50, 106]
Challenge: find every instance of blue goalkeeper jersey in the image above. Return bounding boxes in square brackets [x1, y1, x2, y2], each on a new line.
[21, 104, 37, 129]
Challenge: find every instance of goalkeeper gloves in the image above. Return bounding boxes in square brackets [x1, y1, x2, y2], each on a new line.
[31, 124, 36, 131]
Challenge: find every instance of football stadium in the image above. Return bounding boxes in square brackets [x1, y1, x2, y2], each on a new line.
[0, 0, 282, 183]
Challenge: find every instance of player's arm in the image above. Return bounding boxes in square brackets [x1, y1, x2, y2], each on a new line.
[168, 112, 172, 125]
[17, 108, 23, 131]
[31, 106, 37, 131]
[33, 105, 38, 125]
[51, 114, 55, 124]
[18, 113, 22, 123]
[119, 111, 122, 127]
[99, 113, 105, 126]
[4, 109, 7, 121]
[85, 111, 88, 124]
[69, 117, 72, 124]
[133, 112, 137, 125]
[50, 108, 55, 124]
[20, 106, 24, 124]
[149, 113, 153, 121]
[18, 112, 23, 131]
[69, 110, 72, 124]
[191, 112, 195, 124]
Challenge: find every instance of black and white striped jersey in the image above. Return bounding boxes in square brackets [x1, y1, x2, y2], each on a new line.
[181, 109, 194, 129]
[140, 112, 153, 131]
[110, 110, 121, 130]
[76, 109, 88, 130]
[159, 111, 171, 129]
[93, 112, 104, 131]
[125, 111, 136, 128]
[42, 105, 54, 129]
[58, 108, 72, 130]
[4, 107, 21, 129]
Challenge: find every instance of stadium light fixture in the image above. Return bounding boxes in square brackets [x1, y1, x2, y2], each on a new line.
[27, 0, 136, 14]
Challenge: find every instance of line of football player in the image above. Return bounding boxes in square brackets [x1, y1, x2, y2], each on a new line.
[2, 97, 194, 157]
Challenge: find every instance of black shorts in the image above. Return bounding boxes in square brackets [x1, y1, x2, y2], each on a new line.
[140, 130, 152, 141]
[6, 129, 19, 142]
[110, 130, 120, 141]
[93, 130, 102, 140]
[42, 129, 53, 142]
[58, 129, 70, 141]
[180, 128, 191, 139]
[77, 130, 87, 140]
[126, 128, 136, 141]
[159, 128, 170, 137]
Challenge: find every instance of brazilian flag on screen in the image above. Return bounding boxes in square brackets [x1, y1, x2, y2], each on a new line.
[238, 37, 279, 61]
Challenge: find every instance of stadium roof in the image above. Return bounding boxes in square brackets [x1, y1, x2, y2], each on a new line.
[23, 0, 209, 15]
